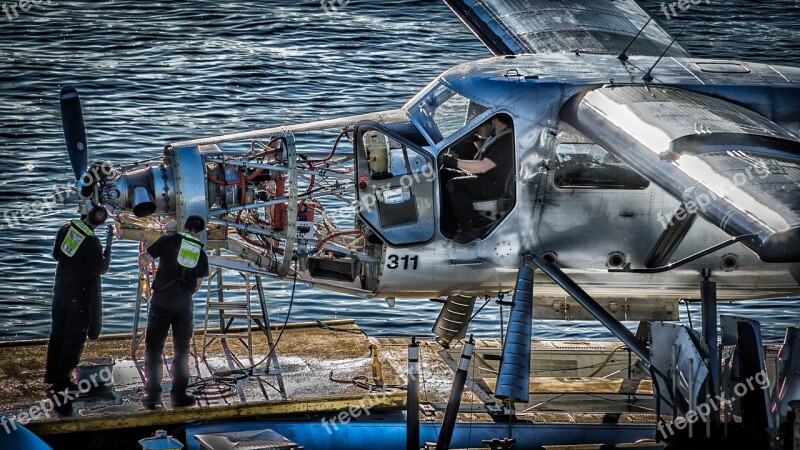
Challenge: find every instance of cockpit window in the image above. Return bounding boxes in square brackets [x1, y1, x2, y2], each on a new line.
[410, 84, 488, 145]
[555, 143, 650, 190]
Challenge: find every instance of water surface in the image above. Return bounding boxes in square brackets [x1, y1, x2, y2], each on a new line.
[0, 0, 798, 342]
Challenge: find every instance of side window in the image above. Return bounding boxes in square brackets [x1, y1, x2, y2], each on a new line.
[361, 129, 432, 228]
[432, 93, 488, 141]
[363, 130, 428, 180]
[554, 143, 650, 190]
[411, 84, 489, 144]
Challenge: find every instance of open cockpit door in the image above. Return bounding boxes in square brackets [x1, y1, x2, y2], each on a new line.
[354, 121, 437, 246]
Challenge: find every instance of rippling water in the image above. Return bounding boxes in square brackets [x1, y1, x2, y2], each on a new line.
[0, 0, 798, 342]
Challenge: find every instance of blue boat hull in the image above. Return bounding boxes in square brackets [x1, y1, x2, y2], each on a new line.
[186, 419, 656, 450]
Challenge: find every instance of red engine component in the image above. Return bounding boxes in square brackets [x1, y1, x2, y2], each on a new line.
[297, 202, 315, 222]
[272, 175, 316, 232]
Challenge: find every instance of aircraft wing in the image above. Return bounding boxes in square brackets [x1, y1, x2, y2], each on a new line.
[443, 0, 689, 57]
[561, 85, 800, 263]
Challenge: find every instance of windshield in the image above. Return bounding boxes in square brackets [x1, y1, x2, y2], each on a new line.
[408, 84, 488, 145]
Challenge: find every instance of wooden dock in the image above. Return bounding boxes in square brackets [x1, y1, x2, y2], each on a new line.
[0, 319, 746, 448]
[1, 320, 408, 436]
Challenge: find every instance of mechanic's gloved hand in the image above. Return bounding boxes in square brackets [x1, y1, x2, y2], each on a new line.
[442, 154, 458, 170]
[101, 224, 113, 260]
[105, 223, 114, 249]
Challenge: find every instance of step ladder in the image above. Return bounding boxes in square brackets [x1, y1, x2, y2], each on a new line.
[130, 266, 151, 359]
[201, 264, 286, 399]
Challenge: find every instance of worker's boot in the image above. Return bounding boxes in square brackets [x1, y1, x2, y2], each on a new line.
[46, 387, 74, 416]
[141, 392, 161, 410]
[170, 392, 196, 408]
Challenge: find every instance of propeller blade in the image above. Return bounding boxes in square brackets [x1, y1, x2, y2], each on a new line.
[60, 86, 88, 180]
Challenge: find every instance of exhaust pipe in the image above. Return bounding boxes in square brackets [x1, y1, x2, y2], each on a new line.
[131, 185, 156, 217]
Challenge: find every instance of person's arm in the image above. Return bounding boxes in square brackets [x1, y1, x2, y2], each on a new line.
[87, 238, 106, 275]
[456, 158, 497, 174]
[193, 253, 210, 292]
[138, 252, 154, 268]
[464, 132, 513, 174]
[87, 278, 102, 340]
[195, 277, 204, 292]
[101, 246, 112, 274]
[52, 225, 67, 261]
[99, 224, 113, 275]
[138, 237, 162, 268]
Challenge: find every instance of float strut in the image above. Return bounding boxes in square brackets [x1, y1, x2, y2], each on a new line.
[436, 335, 474, 450]
[701, 268, 718, 393]
[408, 337, 420, 450]
[494, 261, 534, 403]
[791, 400, 800, 450]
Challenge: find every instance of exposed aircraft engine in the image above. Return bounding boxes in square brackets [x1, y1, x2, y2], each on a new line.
[58, 87, 388, 292]
[88, 163, 175, 218]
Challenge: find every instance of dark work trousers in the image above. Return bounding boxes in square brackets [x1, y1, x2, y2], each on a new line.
[144, 305, 194, 400]
[439, 168, 470, 233]
[447, 175, 505, 226]
[45, 303, 90, 389]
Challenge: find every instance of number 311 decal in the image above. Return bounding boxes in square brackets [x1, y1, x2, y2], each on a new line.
[386, 254, 419, 270]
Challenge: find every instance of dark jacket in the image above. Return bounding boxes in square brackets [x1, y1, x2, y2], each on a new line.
[52, 221, 111, 339]
[147, 233, 209, 312]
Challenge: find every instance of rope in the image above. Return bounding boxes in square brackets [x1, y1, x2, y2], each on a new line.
[588, 345, 627, 377]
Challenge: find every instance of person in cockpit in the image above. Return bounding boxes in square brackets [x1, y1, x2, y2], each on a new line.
[441, 114, 513, 243]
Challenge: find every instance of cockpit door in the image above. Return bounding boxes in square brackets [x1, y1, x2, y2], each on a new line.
[354, 121, 436, 246]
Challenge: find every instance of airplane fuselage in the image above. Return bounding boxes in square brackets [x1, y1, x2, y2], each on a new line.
[368, 53, 800, 308]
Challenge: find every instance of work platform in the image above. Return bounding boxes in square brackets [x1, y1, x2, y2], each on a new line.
[0, 321, 403, 434]
[0, 320, 781, 449]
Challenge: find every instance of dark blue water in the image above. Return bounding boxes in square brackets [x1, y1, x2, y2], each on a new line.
[0, 0, 798, 342]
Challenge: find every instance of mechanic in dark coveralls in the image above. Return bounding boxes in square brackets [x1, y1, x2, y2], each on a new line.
[138, 215, 209, 409]
[45, 205, 113, 413]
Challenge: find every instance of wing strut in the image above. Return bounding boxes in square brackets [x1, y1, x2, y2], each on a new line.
[529, 254, 650, 363]
[644, 206, 698, 268]
[612, 234, 758, 274]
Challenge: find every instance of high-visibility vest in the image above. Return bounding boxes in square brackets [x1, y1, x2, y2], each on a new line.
[60, 219, 95, 258]
[177, 232, 202, 268]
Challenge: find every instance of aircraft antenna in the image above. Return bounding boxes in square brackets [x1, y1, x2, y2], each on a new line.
[617, 16, 652, 61]
[642, 26, 686, 82]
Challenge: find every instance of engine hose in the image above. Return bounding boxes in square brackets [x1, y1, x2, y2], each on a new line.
[313, 230, 361, 252]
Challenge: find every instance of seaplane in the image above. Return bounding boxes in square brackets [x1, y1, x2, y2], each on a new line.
[52, 0, 799, 448]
